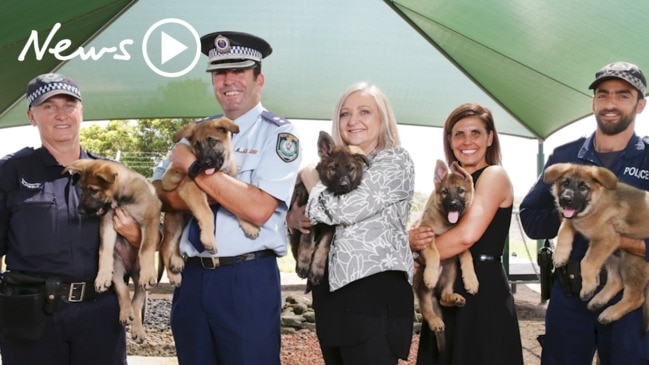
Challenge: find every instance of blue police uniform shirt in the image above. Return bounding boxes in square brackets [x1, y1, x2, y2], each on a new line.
[152, 103, 301, 258]
[0, 147, 102, 281]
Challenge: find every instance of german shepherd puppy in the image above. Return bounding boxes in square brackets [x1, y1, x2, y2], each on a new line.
[288, 131, 369, 290]
[159, 117, 259, 286]
[64, 159, 162, 343]
[544, 163, 649, 330]
[413, 159, 476, 349]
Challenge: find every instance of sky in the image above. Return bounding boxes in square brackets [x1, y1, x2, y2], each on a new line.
[4, 113, 649, 198]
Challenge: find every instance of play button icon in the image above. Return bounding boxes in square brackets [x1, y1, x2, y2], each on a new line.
[142, 18, 201, 78]
[161, 31, 188, 65]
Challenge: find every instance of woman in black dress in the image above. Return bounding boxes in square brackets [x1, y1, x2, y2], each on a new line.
[409, 103, 524, 365]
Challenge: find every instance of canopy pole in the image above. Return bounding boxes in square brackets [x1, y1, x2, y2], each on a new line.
[536, 139, 545, 253]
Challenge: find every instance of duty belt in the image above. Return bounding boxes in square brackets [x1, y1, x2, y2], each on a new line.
[60, 281, 106, 302]
[184, 250, 276, 269]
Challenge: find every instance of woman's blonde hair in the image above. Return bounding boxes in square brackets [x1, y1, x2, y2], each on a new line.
[331, 82, 401, 150]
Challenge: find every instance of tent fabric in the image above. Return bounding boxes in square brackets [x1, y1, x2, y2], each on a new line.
[386, 0, 649, 139]
[2, 0, 648, 140]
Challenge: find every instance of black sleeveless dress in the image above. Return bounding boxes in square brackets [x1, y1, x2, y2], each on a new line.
[416, 167, 524, 365]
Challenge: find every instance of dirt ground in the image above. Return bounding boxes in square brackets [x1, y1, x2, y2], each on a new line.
[131, 281, 547, 364]
[278, 283, 547, 365]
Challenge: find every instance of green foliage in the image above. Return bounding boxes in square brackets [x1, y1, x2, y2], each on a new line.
[80, 118, 195, 177]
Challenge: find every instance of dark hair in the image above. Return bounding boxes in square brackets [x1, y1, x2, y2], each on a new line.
[443, 102, 502, 166]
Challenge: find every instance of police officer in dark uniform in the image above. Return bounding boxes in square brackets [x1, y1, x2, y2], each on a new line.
[152, 31, 301, 365]
[520, 62, 649, 364]
[0, 73, 139, 365]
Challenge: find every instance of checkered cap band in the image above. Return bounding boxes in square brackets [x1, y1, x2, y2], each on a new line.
[27, 82, 81, 106]
[590, 62, 647, 96]
[208, 45, 262, 63]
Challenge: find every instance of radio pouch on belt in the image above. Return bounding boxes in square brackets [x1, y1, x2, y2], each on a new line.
[538, 239, 554, 301]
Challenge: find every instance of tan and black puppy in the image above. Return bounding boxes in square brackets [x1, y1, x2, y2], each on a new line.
[544, 163, 649, 330]
[413, 159, 476, 350]
[159, 117, 259, 286]
[64, 159, 162, 343]
[288, 131, 369, 291]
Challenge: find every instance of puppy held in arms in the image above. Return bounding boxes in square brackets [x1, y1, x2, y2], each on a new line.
[544, 162, 649, 331]
[64, 159, 162, 343]
[159, 117, 259, 287]
[413, 159, 477, 352]
[288, 131, 369, 291]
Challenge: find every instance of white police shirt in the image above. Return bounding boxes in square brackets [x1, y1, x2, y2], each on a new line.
[152, 103, 301, 258]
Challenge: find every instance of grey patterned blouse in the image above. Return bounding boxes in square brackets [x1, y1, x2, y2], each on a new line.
[306, 147, 415, 291]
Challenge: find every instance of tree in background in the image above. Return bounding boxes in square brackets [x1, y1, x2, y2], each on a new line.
[80, 118, 195, 177]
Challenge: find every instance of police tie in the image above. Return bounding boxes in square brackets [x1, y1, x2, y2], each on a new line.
[187, 205, 219, 253]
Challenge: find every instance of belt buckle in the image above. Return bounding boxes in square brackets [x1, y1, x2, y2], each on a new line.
[68, 282, 86, 302]
[200, 257, 220, 269]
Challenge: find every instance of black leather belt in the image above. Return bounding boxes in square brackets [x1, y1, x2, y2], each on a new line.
[60, 281, 106, 302]
[185, 250, 276, 269]
[475, 254, 501, 262]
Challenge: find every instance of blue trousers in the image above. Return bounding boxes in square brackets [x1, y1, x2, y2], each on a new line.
[170, 253, 282, 365]
[0, 292, 126, 365]
[542, 279, 649, 364]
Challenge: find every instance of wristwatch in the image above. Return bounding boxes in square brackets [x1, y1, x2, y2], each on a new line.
[187, 161, 202, 179]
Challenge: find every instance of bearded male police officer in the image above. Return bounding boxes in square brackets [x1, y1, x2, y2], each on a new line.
[520, 62, 649, 364]
[153, 31, 301, 365]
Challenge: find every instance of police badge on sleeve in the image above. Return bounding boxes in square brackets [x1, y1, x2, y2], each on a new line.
[276, 133, 299, 162]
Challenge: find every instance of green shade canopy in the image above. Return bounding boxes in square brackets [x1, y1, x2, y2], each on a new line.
[2, 0, 647, 140]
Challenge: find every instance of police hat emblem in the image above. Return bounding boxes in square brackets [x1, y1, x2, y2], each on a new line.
[214, 35, 230, 54]
[201, 31, 272, 72]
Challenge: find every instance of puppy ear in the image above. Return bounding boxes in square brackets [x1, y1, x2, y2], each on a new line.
[63, 159, 92, 175]
[220, 117, 240, 134]
[434, 160, 449, 184]
[95, 164, 118, 185]
[354, 153, 370, 167]
[592, 166, 618, 190]
[450, 161, 471, 180]
[173, 123, 196, 143]
[317, 131, 335, 159]
[543, 163, 572, 184]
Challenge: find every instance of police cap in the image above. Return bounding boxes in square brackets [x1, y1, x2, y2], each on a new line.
[200, 31, 272, 72]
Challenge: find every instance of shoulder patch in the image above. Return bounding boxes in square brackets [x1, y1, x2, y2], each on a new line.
[276, 133, 299, 163]
[261, 110, 289, 126]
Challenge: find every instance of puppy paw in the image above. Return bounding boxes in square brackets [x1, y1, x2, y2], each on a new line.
[552, 248, 570, 267]
[240, 223, 260, 240]
[130, 325, 146, 344]
[94, 271, 114, 293]
[169, 254, 185, 274]
[309, 267, 324, 286]
[440, 293, 466, 307]
[587, 298, 606, 312]
[167, 272, 182, 287]
[422, 267, 439, 289]
[580, 283, 597, 302]
[597, 307, 624, 325]
[425, 317, 445, 333]
[139, 271, 157, 290]
[119, 308, 134, 326]
[463, 276, 479, 295]
[200, 233, 217, 254]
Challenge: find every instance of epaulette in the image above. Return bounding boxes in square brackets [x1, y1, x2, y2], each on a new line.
[261, 110, 289, 126]
[1, 147, 35, 162]
[197, 114, 224, 124]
